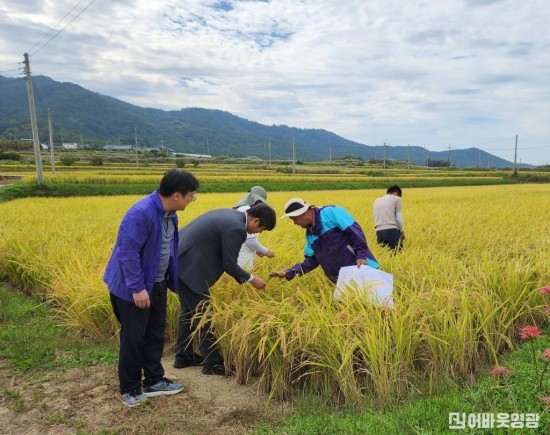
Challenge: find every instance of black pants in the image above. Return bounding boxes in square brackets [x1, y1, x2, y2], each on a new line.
[176, 279, 223, 367]
[110, 281, 167, 394]
[376, 228, 403, 251]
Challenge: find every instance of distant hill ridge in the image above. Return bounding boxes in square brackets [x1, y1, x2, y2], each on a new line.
[0, 75, 516, 168]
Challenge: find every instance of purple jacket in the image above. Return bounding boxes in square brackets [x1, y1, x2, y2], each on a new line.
[103, 191, 179, 302]
[285, 206, 378, 283]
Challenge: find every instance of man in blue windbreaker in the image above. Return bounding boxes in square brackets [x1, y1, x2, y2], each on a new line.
[103, 169, 199, 407]
[270, 198, 378, 284]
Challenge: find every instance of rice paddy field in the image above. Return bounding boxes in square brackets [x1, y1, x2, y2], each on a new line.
[0, 180, 548, 411]
[3, 157, 545, 191]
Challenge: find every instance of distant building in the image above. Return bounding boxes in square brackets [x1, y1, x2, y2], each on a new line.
[103, 144, 133, 151]
[62, 142, 79, 150]
[142, 147, 161, 153]
[171, 152, 212, 159]
[40, 143, 49, 150]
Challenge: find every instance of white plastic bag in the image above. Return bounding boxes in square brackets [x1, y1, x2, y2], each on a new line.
[334, 265, 394, 307]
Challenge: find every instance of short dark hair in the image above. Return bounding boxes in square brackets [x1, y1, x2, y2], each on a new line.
[158, 169, 200, 196]
[247, 203, 276, 231]
[387, 185, 402, 197]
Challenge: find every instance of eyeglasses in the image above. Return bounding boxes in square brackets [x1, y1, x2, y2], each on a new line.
[186, 193, 197, 202]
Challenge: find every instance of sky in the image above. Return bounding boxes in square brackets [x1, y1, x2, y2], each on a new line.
[0, 0, 549, 165]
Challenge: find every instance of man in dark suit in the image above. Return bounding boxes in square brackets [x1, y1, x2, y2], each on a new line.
[174, 203, 276, 375]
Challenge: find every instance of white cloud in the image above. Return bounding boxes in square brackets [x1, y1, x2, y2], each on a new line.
[0, 0, 549, 164]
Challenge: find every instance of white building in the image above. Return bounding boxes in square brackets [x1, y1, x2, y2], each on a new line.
[103, 145, 133, 151]
[171, 152, 212, 159]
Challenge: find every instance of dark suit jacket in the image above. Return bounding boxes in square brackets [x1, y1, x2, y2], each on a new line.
[178, 208, 251, 295]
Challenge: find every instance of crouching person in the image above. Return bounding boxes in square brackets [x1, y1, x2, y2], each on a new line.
[174, 203, 276, 375]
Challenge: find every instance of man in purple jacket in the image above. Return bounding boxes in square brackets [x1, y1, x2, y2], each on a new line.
[103, 169, 199, 407]
[270, 198, 378, 284]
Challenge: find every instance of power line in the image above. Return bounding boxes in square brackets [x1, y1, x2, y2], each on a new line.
[483, 145, 546, 151]
[483, 147, 517, 151]
[28, 0, 90, 54]
[30, 0, 98, 57]
[0, 64, 22, 75]
[514, 145, 549, 150]
[1, 0, 95, 77]
[470, 137, 515, 146]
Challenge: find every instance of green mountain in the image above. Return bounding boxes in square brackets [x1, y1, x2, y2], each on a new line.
[0, 75, 517, 167]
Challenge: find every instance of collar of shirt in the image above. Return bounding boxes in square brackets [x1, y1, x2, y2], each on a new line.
[307, 207, 319, 234]
[239, 208, 248, 230]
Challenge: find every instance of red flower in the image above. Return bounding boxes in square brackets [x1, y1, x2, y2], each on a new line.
[540, 286, 550, 296]
[540, 397, 550, 407]
[543, 348, 550, 362]
[519, 325, 542, 341]
[489, 366, 513, 378]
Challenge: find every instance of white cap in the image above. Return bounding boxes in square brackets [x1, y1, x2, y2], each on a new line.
[281, 198, 311, 218]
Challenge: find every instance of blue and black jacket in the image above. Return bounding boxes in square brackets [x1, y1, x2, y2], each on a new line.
[285, 205, 378, 283]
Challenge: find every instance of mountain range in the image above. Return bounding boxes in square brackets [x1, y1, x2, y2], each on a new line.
[0, 75, 519, 168]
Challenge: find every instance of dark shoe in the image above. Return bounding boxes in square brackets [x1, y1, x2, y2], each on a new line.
[173, 354, 204, 369]
[201, 364, 226, 376]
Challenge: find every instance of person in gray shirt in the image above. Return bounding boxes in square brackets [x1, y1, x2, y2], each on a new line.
[373, 185, 405, 251]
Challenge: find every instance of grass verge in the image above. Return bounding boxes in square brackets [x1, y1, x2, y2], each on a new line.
[0, 283, 118, 372]
[0, 177, 521, 202]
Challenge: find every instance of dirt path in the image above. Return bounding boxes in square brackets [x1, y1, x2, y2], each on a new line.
[0, 357, 291, 434]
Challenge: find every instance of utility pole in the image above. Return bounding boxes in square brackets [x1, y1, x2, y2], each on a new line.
[425, 146, 428, 167]
[292, 136, 296, 175]
[268, 137, 271, 164]
[134, 125, 139, 167]
[513, 134, 518, 176]
[23, 53, 44, 185]
[383, 142, 387, 170]
[206, 137, 210, 155]
[47, 108, 55, 174]
[448, 146, 452, 168]
[407, 144, 410, 170]
[329, 142, 332, 162]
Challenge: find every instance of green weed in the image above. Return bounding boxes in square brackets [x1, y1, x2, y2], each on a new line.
[2, 388, 25, 412]
[0, 285, 117, 373]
